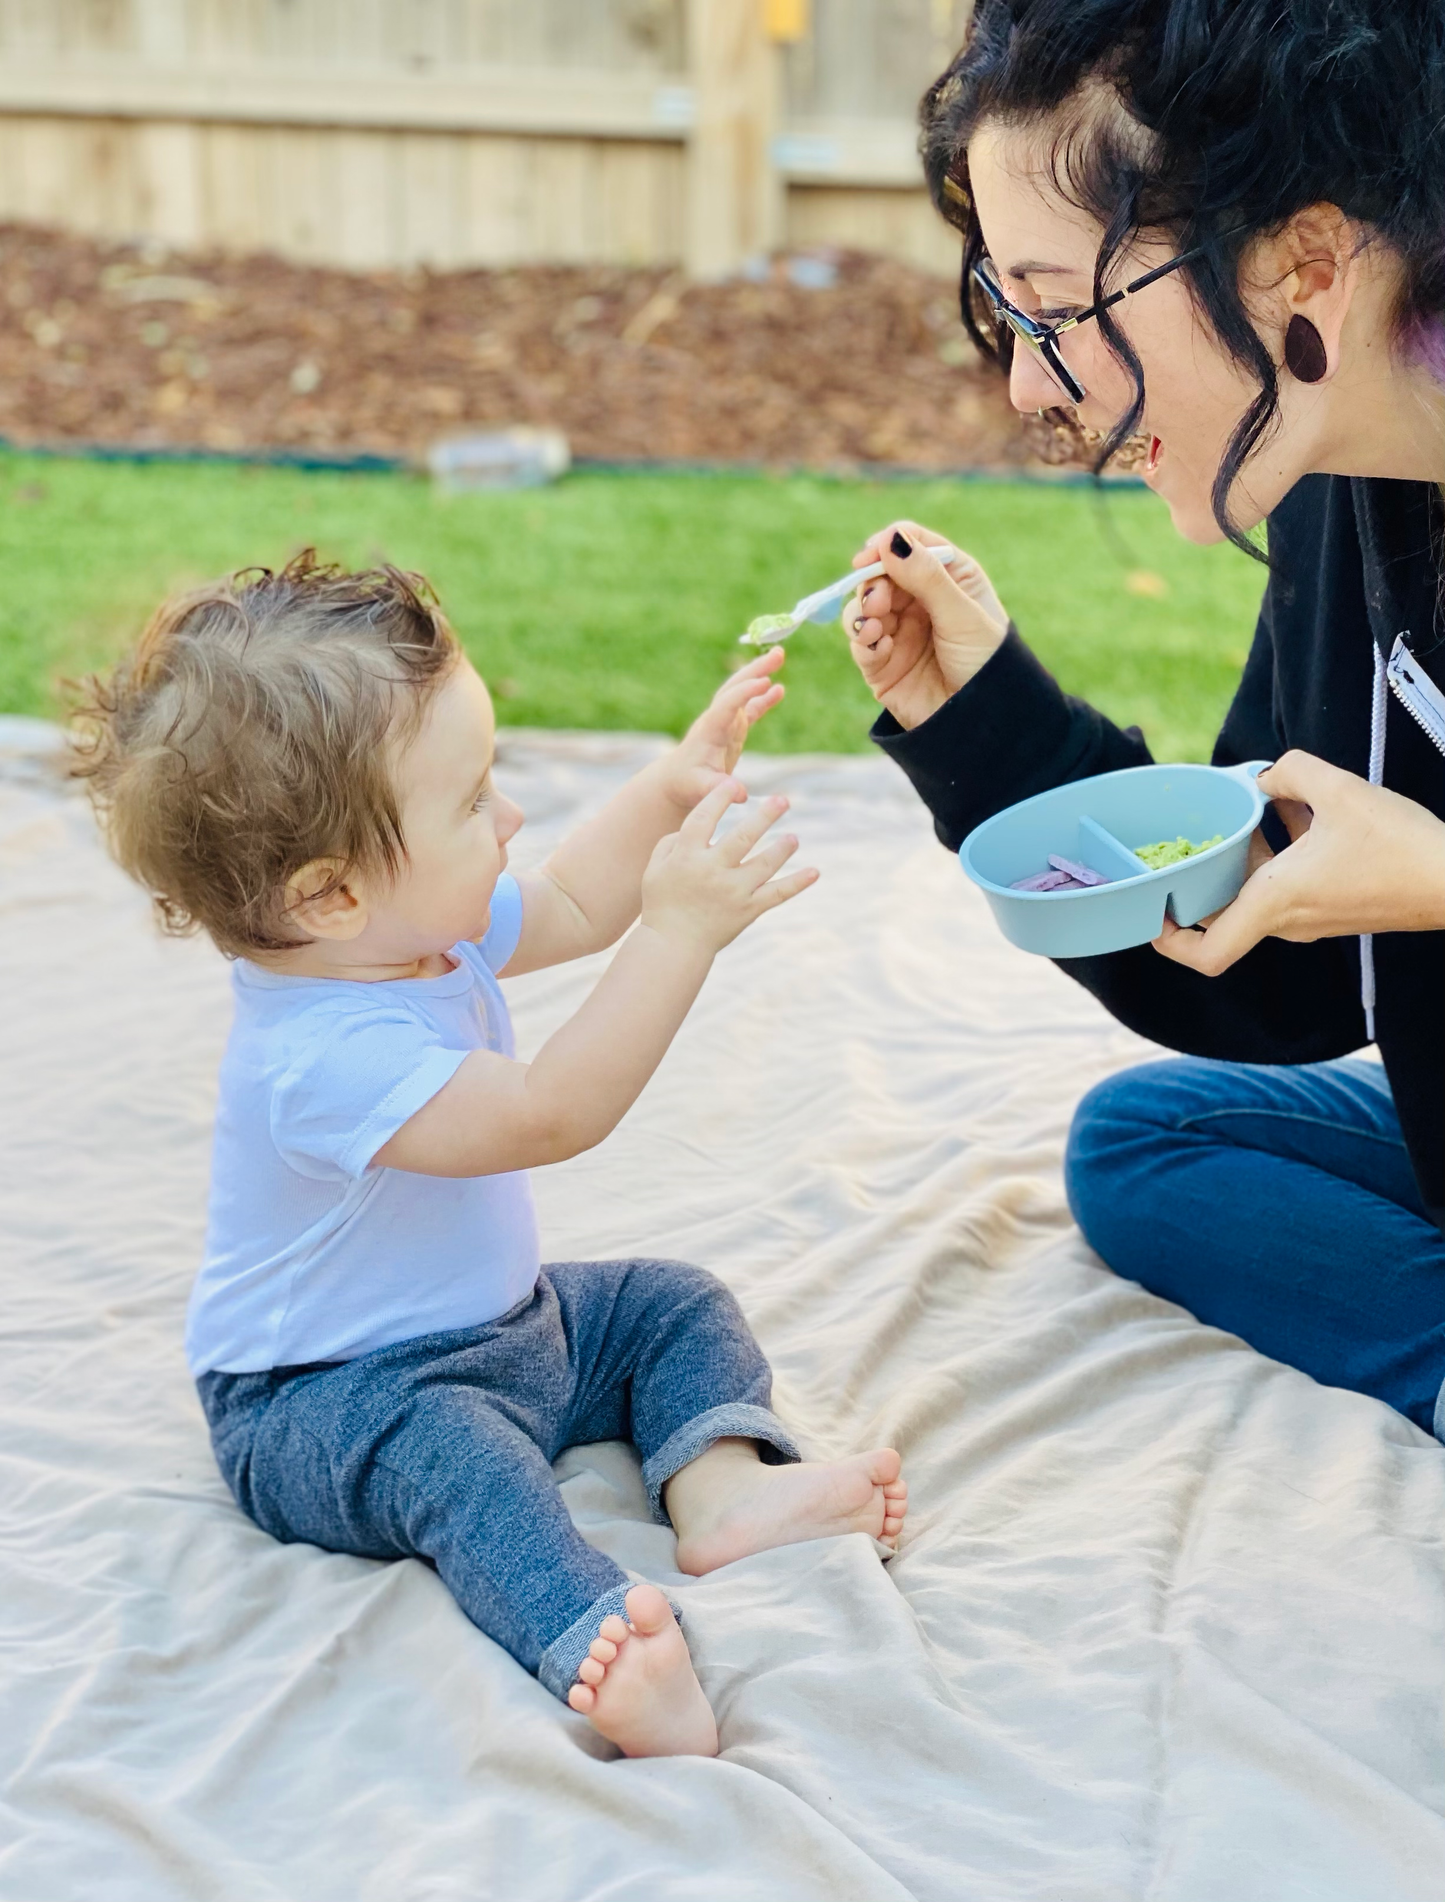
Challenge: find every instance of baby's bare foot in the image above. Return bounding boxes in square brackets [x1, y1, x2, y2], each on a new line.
[565, 1585, 718, 1758]
[672, 1446, 908, 1577]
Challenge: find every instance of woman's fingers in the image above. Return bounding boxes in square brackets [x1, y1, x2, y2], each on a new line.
[1157, 751, 1445, 976]
[875, 528, 1009, 694]
[1255, 749, 1326, 843]
[877, 528, 999, 627]
[858, 573, 896, 616]
[1152, 850, 1296, 975]
[854, 518, 951, 564]
[1256, 748, 1342, 808]
[1243, 825, 1276, 879]
[845, 591, 885, 646]
[1152, 910, 1263, 976]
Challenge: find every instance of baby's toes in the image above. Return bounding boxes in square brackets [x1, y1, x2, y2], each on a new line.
[567, 1683, 598, 1713]
[588, 1635, 619, 1665]
[597, 1615, 630, 1645]
[577, 1656, 607, 1687]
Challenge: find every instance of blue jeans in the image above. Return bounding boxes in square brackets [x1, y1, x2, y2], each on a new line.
[1066, 1056, 1445, 1440]
[197, 1259, 800, 1700]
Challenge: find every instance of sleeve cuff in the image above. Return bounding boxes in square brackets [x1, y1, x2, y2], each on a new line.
[870, 628, 1151, 851]
[477, 871, 524, 974]
[869, 629, 1083, 851]
[339, 1045, 471, 1177]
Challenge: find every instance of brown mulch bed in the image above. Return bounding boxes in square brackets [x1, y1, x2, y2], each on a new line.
[0, 223, 1038, 471]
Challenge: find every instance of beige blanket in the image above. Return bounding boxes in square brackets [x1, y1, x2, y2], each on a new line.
[2, 720, 1442, 1901]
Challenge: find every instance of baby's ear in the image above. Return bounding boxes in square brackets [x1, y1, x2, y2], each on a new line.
[283, 858, 367, 941]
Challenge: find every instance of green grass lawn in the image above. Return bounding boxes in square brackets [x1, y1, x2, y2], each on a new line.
[0, 452, 1267, 762]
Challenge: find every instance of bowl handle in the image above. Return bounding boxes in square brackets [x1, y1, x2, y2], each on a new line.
[1218, 758, 1274, 788]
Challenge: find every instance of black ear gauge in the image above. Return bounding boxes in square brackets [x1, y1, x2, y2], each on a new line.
[1285, 315, 1328, 383]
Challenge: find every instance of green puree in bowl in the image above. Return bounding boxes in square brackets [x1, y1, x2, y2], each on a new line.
[1134, 834, 1224, 870]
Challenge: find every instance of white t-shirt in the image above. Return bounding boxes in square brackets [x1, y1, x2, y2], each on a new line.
[185, 873, 540, 1375]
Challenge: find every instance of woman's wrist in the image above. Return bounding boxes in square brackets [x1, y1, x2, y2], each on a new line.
[877, 660, 952, 732]
[881, 630, 1009, 731]
[878, 688, 942, 732]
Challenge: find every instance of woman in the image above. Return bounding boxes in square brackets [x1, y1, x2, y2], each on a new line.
[846, 0, 1445, 1440]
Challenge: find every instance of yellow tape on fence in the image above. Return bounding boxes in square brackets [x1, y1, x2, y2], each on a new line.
[764, 0, 809, 44]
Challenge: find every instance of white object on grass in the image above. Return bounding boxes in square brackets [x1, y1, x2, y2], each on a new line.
[739, 542, 964, 645]
[428, 427, 571, 492]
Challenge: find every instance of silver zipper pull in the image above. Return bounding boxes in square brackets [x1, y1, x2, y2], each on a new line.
[1386, 632, 1445, 759]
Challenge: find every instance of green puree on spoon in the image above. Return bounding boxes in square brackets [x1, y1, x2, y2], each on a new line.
[738, 543, 964, 647]
[743, 612, 801, 644]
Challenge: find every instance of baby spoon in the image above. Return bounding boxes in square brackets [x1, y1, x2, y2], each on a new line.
[739, 543, 964, 646]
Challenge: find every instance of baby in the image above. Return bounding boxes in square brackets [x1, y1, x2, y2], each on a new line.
[75, 553, 906, 1759]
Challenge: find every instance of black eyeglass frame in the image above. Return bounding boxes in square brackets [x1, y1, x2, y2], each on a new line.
[970, 242, 1225, 405]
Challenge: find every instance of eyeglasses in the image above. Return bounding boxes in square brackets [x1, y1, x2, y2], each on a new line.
[970, 242, 1222, 405]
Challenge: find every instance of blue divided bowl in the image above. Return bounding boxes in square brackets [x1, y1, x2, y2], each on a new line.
[959, 760, 1272, 958]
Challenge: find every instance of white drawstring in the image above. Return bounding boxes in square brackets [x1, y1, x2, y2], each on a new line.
[1360, 641, 1388, 1042]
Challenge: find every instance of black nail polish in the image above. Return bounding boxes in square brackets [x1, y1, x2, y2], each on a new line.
[890, 530, 912, 558]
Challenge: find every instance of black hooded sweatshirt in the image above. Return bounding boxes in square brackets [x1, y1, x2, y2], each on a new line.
[871, 474, 1445, 1233]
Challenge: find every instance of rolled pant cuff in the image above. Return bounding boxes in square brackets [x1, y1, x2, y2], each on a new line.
[641, 1402, 802, 1524]
[537, 1582, 687, 1702]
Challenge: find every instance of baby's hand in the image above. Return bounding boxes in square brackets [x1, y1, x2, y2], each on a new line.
[845, 520, 1009, 731]
[660, 648, 786, 812]
[641, 780, 817, 953]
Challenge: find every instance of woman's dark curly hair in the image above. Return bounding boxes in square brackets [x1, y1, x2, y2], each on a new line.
[922, 0, 1445, 552]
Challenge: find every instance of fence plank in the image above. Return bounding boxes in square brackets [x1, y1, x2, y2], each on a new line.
[138, 117, 202, 243]
[329, 129, 398, 270]
[0, 1, 967, 275]
[0, 61, 693, 141]
[684, 0, 780, 279]
[462, 131, 532, 266]
[784, 0, 968, 121]
[788, 182, 958, 274]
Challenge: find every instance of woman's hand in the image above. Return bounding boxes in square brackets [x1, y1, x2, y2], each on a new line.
[660, 647, 786, 811]
[1154, 750, 1445, 976]
[845, 519, 1010, 730]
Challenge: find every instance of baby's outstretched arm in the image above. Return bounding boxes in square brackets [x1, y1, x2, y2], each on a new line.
[374, 781, 814, 1177]
[504, 647, 785, 975]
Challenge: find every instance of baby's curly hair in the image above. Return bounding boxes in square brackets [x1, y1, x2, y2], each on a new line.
[71, 550, 461, 959]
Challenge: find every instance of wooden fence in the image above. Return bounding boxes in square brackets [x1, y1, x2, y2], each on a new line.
[0, 0, 969, 276]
